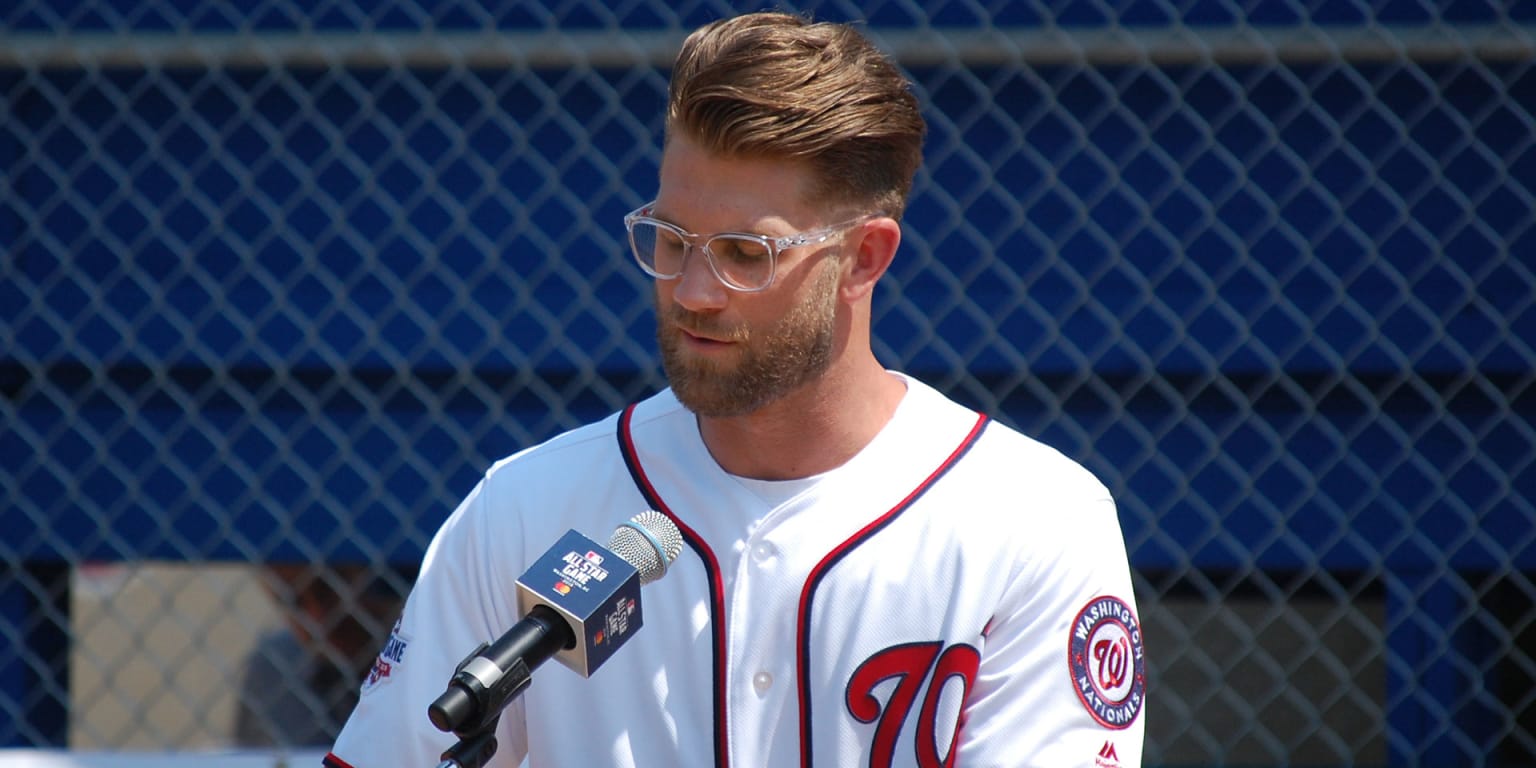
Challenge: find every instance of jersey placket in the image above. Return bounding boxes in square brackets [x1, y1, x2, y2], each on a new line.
[724, 503, 801, 766]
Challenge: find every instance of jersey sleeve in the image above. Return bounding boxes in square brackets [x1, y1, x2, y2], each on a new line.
[957, 493, 1147, 767]
[326, 475, 532, 768]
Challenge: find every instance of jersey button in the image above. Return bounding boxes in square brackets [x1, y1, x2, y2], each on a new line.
[751, 541, 777, 562]
[752, 671, 774, 695]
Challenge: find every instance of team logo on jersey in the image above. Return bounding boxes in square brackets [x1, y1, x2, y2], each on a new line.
[362, 618, 410, 695]
[846, 641, 981, 768]
[1068, 596, 1145, 729]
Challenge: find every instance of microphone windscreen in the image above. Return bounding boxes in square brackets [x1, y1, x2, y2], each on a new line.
[607, 510, 684, 585]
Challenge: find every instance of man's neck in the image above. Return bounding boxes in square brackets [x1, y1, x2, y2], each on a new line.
[695, 363, 906, 481]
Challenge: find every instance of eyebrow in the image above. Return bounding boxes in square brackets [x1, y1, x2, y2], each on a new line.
[654, 204, 811, 239]
[647, 207, 783, 238]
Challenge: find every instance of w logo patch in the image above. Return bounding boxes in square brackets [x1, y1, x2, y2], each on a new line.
[1068, 596, 1145, 729]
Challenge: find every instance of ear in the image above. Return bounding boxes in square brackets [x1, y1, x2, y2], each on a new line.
[839, 216, 901, 303]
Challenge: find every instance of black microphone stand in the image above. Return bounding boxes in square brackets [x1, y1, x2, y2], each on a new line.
[428, 606, 571, 767]
[436, 714, 502, 768]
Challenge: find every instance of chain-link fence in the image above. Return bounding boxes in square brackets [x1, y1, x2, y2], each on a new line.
[3, 1, 1534, 765]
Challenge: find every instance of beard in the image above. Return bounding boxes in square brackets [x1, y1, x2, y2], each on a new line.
[657, 261, 840, 419]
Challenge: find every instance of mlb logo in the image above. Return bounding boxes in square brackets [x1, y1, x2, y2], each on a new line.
[585, 551, 604, 566]
[363, 659, 392, 692]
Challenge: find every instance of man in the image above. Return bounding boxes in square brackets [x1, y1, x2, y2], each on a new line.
[326, 11, 1144, 767]
[237, 564, 410, 747]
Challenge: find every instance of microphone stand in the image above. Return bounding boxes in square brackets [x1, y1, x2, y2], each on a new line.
[436, 715, 501, 768]
[428, 607, 569, 768]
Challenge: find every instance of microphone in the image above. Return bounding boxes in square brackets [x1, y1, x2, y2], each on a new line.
[427, 510, 684, 736]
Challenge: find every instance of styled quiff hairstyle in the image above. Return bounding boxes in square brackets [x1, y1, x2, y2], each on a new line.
[666, 12, 926, 220]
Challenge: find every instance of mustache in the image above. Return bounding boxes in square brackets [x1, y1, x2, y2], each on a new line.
[661, 309, 748, 342]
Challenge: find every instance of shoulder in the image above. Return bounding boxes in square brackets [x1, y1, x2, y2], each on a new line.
[897, 374, 1110, 505]
[487, 409, 621, 477]
[970, 418, 1111, 503]
[483, 388, 687, 481]
[890, 379, 1121, 580]
[447, 389, 688, 545]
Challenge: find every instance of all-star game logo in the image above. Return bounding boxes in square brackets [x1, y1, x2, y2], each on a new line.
[557, 549, 611, 591]
[362, 617, 410, 695]
[1068, 596, 1145, 729]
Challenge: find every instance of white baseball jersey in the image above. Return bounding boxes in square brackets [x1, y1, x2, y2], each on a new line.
[326, 373, 1145, 768]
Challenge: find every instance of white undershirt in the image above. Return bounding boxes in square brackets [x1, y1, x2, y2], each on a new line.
[728, 471, 825, 508]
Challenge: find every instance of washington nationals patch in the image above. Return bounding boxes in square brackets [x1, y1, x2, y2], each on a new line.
[1068, 595, 1145, 729]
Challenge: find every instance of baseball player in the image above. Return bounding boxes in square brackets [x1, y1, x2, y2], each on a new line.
[326, 10, 1144, 768]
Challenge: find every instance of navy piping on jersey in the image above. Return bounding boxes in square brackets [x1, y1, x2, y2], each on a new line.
[618, 402, 731, 768]
[796, 411, 990, 768]
[619, 401, 991, 768]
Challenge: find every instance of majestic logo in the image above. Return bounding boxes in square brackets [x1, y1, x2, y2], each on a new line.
[1068, 596, 1145, 729]
[1096, 740, 1121, 767]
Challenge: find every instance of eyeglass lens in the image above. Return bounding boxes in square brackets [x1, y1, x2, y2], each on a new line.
[631, 221, 773, 290]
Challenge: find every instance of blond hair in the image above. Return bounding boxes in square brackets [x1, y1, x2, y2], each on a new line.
[666, 12, 926, 220]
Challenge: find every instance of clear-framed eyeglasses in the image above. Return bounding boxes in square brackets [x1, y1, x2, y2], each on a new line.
[624, 202, 882, 292]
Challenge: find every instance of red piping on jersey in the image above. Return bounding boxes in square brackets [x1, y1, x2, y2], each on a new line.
[796, 411, 990, 768]
[618, 402, 731, 768]
[322, 754, 357, 768]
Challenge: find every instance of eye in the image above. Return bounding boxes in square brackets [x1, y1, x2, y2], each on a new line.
[654, 226, 686, 254]
[710, 235, 770, 264]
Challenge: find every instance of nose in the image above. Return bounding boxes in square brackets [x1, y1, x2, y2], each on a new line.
[669, 242, 728, 312]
